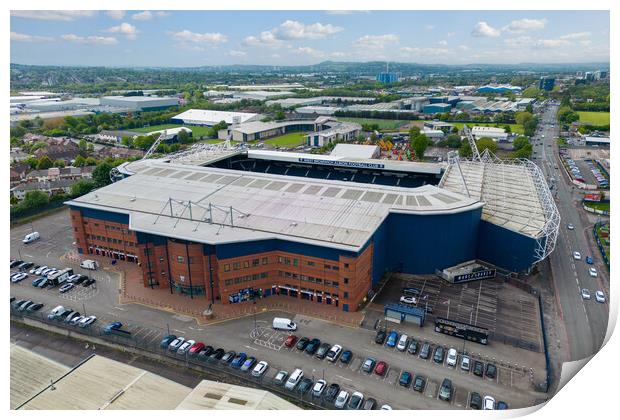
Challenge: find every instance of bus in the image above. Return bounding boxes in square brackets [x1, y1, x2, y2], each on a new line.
[47, 268, 74, 286]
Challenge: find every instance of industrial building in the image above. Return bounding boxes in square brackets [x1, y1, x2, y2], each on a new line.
[423, 103, 452, 114]
[67, 134, 559, 312]
[539, 77, 555, 91]
[471, 126, 508, 141]
[172, 109, 261, 126]
[476, 84, 522, 94]
[376, 72, 399, 84]
[100, 96, 179, 111]
[295, 105, 342, 116]
[305, 117, 362, 147]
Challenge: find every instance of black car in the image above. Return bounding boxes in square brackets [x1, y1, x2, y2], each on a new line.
[197, 346, 214, 360]
[26, 302, 44, 312]
[10, 260, 23, 268]
[325, 383, 340, 402]
[362, 398, 377, 410]
[419, 342, 431, 359]
[496, 401, 509, 410]
[72, 274, 87, 285]
[473, 361, 484, 377]
[407, 340, 419, 355]
[221, 351, 236, 364]
[208, 348, 225, 361]
[297, 378, 314, 394]
[305, 338, 321, 355]
[485, 363, 497, 379]
[315, 342, 331, 359]
[347, 392, 364, 410]
[82, 278, 96, 287]
[413, 375, 426, 392]
[469, 392, 482, 410]
[433, 346, 445, 364]
[296, 337, 310, 351]
[340, 350, 352, 364]
[438, 379, 452, 402]
[20, 262, 35, 270]
[375, 329, 386, 345]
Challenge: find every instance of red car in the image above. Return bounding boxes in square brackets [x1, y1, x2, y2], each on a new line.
[189, 342, 205, 355]
[374, 361, 388, 376]
[284, 335, 298, 348]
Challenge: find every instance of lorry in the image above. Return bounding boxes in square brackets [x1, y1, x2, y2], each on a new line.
[22, 232, 40, 244]
[272, 317, 297, 331]
[47, 268, 74, 286]
[80, 260, 98, 270]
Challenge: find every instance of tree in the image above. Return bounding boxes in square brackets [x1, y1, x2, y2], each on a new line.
[446, 134, 462, 148]
[409, 125, 421, 138]
[121, 136, 133, 147]
[512, 143, 533, 159]
[410, 134, 430, 160]
[515, 111, 534, 126]
[503, 125, 511, 134]
[24, 156, 39, 169]
[513, 136, 530, 151]
[78, 138, 89, 157]
[74, 155, 87, 167]
[525, 104, 534, 114]
[92, 162, 114, 187]
[70, 179, 96, 197]
[459, 140, 472, 157]
[476, 137, 498, 155]
[177, 129, 191, 144]
[36, 155, 54, 170]
[85, 157, 98, 166]
[22, 190, 49, 209]
[53, 159, 65, 168]
[274, 111, 286, 121]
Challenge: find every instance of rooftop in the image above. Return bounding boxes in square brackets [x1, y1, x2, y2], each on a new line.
[173, 109, 259, 125]
[69, 159, 480, 252]
[330, 143, 379, 159]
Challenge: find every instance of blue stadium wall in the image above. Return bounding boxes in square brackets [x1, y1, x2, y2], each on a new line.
[476, 220, 538, 273]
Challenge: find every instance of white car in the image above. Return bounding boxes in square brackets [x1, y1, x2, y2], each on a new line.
[11, 273, 28, 282]
[581, 289, 591, 300]
[460, 355, 470, 371]
[78, 315, 97, 327]
[29, 266, 40, 274]
[588, 267, 598, 277]
[334, 390, 349, 409]
[396, 334, 409, 351]
[177, 339, 195, 355]
[34, 266, 48, 275]
[69, 315, 85, 326]
[251, 361, 269, 377]
[446, 348, 458, 367]
[381, 405, 392, 410]
[567, 224, 574, 230]
[399, 295, 417, 305]
[595, 291, 606, 303]
[573, 252, 582, 260]
[312, 379, 327, 397]
[326, 344, 342, 362]
[67, 274, 82, 282]
[483, 396, 496, 410]
[168, 337, 185, 352]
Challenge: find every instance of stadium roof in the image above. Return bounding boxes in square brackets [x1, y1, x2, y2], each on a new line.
[173, 109, 259, 125]
[68, 159, 481, 252]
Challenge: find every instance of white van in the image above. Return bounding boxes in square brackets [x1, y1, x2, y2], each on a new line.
[80, 260, 98, 270]
[273, 317, 297, 331]
[23, 232, 40, 244]
[284, 368, 303, 391]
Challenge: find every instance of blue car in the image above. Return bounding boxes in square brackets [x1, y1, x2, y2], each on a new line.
[231, 352, 247, 368]
[399, 371, 412, 387]
[386, 330, 399, 347]
[32, 277, 46, 287]
[340, 350, 353, 364]
[104, 321, 122, 333]
[160, 334, 177, 349]
[586, 256, 593, 264]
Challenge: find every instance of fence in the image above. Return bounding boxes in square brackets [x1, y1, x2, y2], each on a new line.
[593, 222, 611, 269]
[10, 308, 330, 409]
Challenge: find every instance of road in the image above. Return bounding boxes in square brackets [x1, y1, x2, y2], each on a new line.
[533, 103, 609, 362]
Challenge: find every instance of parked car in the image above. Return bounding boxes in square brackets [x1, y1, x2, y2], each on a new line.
[325, 383, 340, 402]
[485, 363, 497, 379]
[168, 337, 185, 352]
[374, 361, 388, 376]
[284, 368, 303, 391]
[419, 342, 431, 359]
[284, 335, 298, 348]
[297, 378, 313, 394]
[37, 278, 50, 288]
[386, 330, 398, 347]
[78, 315, 97, 328]
[188, 342, 205, 356]
[399, 371, 412, 387]
[34, 265, 48, 275]
[26, 302, 44, 312]
[221, 350, 236, 364]
[396, 334, 409, 351]
[305, 338, 321, 355]
[340, 350, 353, 364]
[251, 361, 268, 377]
[316, 342, 331, 359]
[362, 398, 377, 410]
[273, 370, 288, 386]
[446, 348, 458, 367]
[413, 375, 426, 392]
[64, 311, 80, 323]
[10, 260, 23, 268]
[59, 283, 75, 294]
[177, 340, 196, 355]
[469, 392, 482, 409]
[197, 346, 214, 360]
[326, 344, 343, 362]
[160, 335, 177, 349]
[208, 348, 225, 362]
[296, 337, 310, 351]
[82, 278, 96, 287]
[407, 340, 419, 355]
[312, 379, 326, 397]
[433, 346, 445, 364]
[496, 401, 509, 410]
[461, 355, 471, 371]
[380, 404, 392, 410]
[374, 329, 386, 345]
[362, 357, 376, 373]
[31, 277, 46, 287]
[29, 265, 40, 274]
[595, 291, 606, 303]
[483, 395, 496, 410]
[438, 378, 452, 402]
[335, 390, 349, 409]
[18, 300, 33, 311]
[473, 361, 484, 377]
[399, 295, 417, 305]
[240, 356, 257, 372]
[348, 391, 364, 410]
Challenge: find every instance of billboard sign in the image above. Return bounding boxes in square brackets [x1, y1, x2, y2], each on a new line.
[453, 269, 496, 283]
[434, 317, 489, 345]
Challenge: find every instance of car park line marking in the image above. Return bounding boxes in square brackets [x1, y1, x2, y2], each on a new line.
[245, 345, 259, 351]
[335, 375, 352, 382]
[113, 306, 126, 311]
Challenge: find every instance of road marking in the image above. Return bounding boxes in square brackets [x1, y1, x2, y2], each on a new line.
[335, 375, 352, 382]
[245, 345, 259, 351]
[113, 306, 126, 311]
[173, 329, 187, 334]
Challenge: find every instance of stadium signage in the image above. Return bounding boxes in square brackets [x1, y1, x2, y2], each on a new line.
[298, 158, 385, 169]
[453, 269, 496, 283]
[434, 317, 489, 345]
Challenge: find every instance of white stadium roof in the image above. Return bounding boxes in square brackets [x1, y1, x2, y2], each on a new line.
[173, 109, 259, 125]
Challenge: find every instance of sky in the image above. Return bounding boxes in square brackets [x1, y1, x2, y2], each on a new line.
[10, 10, 610, 67]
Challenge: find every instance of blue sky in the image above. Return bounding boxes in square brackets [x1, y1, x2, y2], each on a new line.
[10, 10, 609, 66]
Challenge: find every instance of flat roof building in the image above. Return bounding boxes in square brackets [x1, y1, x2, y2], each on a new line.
[423, 103, 452, 114]
[100, 96, 179, 111]
[471, 126, 508, 141]
[172, 109, 261, 126]
[330, 144, 380, 159]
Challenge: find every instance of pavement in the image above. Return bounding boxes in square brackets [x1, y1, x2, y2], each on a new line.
[532, 104, 609, 362]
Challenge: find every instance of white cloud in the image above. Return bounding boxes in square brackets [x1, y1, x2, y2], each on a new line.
[457, 45, 469, 51]
[503, 18, 547, 33]
[504, 36, 533, 48]
[168, 30, 228, 44]
[535, 39, 569, 48]
[243, 32, 284, 47]
[106, 11, 125, 20]
[438, 40, 448, 46]
[471, 21, 501, 38]
[155, 12, 170, 18]
[294, 47, 325, 58]
[354, 34, 399, 48]
[579, 40, 593, 47]
[10, 32, 54, 42]
[228, 50, 246, 57]
[105, 23, 139, 40]
[61, 34, 118, 45]
[447, 32, 456, 38]
[400, 46, 449, 56]
[329, 51, 348, 59]
[271, 53, 281, 59]
[243, 20, 342, 47]
[560, 31, 591, 40]
[132, 11, 153, 21]
[11, 10, 96, 21]
[425, 25, 435, 31]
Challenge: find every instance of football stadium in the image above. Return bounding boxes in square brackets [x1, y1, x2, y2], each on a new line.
[66, 136, 559, 312]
